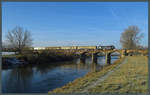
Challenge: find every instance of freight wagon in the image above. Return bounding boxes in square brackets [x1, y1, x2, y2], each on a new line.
[45, 47, 61, 50]
[96, 45, 115, 50]
[77, 46, 96, 50]
[61, 46, 77, 49]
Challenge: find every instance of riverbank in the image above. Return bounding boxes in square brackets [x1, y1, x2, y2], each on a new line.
[48, 57, 124, 93]
[49, 56, 148, 94]
[2, 51, 78, 69]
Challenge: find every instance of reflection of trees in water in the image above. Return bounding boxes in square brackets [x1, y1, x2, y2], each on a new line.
[35, 61, 78, 75]
[35, 64, 57, 75]
[5, 67, 33, 93]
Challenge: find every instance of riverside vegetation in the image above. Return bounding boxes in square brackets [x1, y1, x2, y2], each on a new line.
[20, 50, 77, 64]
[2, 50, 77, 67]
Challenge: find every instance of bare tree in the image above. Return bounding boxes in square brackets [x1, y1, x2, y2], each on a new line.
[120, 25, 144, 49]
[6, 26, 32, 53]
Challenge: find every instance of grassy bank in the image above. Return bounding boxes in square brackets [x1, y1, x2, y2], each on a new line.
[49, 56, 148, 94]
[48, 58, 125, 93]
[87, 56, 148, 94]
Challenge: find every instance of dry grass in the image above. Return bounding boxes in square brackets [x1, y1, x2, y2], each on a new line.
[88, 56, 148, 94]
[48, 58, 124, 94]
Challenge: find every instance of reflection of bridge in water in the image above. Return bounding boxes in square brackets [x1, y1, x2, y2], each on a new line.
[35, 49, 148, 64]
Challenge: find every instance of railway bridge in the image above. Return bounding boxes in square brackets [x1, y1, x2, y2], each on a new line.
[34, 49, 148, 64]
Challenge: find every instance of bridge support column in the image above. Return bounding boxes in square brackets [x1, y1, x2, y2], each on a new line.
[91, 53, 97, 64]
[105, 53, 111, 64]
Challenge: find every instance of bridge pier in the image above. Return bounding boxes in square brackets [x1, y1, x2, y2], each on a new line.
[105, 53, 111, 64]
[91, 53, 97, 64]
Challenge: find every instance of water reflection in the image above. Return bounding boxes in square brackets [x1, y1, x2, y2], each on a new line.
[2, 56, 119, 93]
[2, 67, 33, 93]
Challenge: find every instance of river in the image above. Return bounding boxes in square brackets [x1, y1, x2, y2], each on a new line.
[2, 56, 119, 93]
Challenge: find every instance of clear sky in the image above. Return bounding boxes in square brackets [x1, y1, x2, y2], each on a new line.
[2, 2, 148, 49]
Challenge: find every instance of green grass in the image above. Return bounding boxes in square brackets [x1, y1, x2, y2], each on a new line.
[48, 58, 124, 94]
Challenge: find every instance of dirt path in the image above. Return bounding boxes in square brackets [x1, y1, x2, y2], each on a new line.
[81, 58, 128, 93]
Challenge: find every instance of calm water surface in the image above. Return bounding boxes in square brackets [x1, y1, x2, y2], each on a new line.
[2, 56, 119, 93]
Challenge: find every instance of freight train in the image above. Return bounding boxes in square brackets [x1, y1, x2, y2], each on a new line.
[96, 45, 115, 50]
[45, 45, 115, 50]
[2, 45, 115, 52]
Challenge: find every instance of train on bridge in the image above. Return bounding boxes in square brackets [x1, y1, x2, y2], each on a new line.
[2, 45, 115, 52]
[2, 46, 115, 51]
[44, 45, 115, 50]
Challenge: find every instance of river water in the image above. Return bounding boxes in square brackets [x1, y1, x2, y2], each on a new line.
[2, 56, 119, 93]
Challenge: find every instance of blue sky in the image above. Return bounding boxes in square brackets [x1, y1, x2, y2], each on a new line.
[2, 2, 148, 48]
